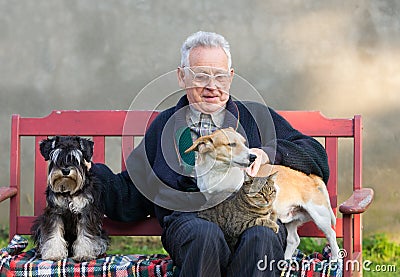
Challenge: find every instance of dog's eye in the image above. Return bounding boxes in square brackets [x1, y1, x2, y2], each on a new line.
[227, 143, 237, 147]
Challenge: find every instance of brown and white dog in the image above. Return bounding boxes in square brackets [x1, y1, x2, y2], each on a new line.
[185, 128, 340, 260]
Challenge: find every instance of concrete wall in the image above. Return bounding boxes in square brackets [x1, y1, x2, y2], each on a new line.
[1, 0, 399, 235]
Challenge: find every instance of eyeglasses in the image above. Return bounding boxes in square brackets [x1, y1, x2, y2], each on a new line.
[185, 67, 232, 88]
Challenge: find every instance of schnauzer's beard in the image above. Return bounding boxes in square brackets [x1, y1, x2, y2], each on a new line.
[48, 167, 85, 194]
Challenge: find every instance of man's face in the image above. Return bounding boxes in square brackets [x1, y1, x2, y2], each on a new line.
[178, 46, 234, 113]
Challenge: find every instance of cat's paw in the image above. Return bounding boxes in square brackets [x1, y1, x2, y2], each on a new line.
[271, 222, 279, 233]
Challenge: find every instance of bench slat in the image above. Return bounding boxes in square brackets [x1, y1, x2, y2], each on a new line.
[17, 110, 158, 136]
[92, 136, 106, 163]
[14, 216, 163, 237]
[34, 136, 48, 215]
[277, 111, 355, 136]
[298, 218, 343, 238]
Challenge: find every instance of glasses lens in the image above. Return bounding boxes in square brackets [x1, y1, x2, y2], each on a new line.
[188, 68, 231, 87]
[193, 73, 210, 86]
[214, 75, 230, 86]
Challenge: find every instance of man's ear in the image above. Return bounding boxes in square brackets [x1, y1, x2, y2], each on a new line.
[78, 138, 94, 162]
[185, 136, 214, 154]
[39, 137, 56, 161]
[177, 67, 186, 89]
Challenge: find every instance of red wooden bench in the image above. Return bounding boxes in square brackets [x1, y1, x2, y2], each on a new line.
[0, 110, 374, 276]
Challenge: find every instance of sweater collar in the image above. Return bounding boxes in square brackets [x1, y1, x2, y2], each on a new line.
[174, 95, 239, 130]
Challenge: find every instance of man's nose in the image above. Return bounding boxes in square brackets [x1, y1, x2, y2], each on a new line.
[206, 77, 217, 89]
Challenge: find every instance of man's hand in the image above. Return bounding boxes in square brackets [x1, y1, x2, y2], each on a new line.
[84, 160, 92, 171]
[245, 148, 269, 177]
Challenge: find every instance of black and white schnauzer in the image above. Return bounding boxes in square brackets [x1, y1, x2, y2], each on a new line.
[31, 136, 109, 261]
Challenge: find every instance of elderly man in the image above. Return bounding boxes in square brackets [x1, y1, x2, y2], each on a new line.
[89, 31, 329, 276]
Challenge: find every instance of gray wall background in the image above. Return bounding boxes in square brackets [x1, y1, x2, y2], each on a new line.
[1, 0, 399, 236]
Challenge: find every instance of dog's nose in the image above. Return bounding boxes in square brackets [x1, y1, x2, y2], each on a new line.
[249, 154, 257, 164]
[61, 168, 70, 176]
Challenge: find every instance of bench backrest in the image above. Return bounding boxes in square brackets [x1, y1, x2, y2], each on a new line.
[8, 110, 362, 240]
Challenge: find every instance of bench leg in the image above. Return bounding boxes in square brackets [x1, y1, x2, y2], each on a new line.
[343, 214, 352, 277]
[343, 214, 363, 277]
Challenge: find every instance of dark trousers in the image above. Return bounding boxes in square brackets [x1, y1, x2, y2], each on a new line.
[162, 212, 287, 277]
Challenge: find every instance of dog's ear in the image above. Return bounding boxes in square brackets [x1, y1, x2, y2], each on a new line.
[78, 138, 94, 162]
[39, 137, 57, 161]
[185, 136, 214, 154]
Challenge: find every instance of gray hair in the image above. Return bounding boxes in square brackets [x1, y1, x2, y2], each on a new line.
[180, 31, 232, 68]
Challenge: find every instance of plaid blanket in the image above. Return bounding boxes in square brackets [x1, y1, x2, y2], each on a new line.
[0, 235, 175, 277]
[280, 246, 343, 277]
[1, 235, 342, 277]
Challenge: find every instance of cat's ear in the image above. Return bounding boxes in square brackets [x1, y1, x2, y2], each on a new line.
[245, 176, 266, 194]
[185, 135, 214, 154]
[268, 171, 278, 182]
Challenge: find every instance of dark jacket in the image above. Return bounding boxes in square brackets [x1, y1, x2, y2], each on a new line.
[91, 95, 329, 226]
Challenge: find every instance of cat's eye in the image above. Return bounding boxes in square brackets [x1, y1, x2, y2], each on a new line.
[227, 143, 237, 147]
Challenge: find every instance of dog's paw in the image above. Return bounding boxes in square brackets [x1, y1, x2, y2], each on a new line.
[40, 247, 68, 261]
[72, 236, 107, 262]
[72, 244, 97, 262]
[39, 237, 68, 261]
[41, 253, 68, 261]
[72, 246, 97, 262]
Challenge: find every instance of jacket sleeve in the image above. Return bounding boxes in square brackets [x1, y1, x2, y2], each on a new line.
[268, 108, 330, 184]
[90, 112, 166, 222]
[90, 162, 154, 222]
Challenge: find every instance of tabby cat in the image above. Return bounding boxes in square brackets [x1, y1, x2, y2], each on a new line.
[198, 172, 279, 251]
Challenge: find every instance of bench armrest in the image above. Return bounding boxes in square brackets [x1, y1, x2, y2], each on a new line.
[0, 187, 18, 203]
[339, 188, 374, 214]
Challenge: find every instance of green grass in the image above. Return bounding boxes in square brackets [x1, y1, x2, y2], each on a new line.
[107, 236, 167, 255]
[0, 225, 167, 255]
[361, 234, 399, 276]
[1, 225, 398, 275]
